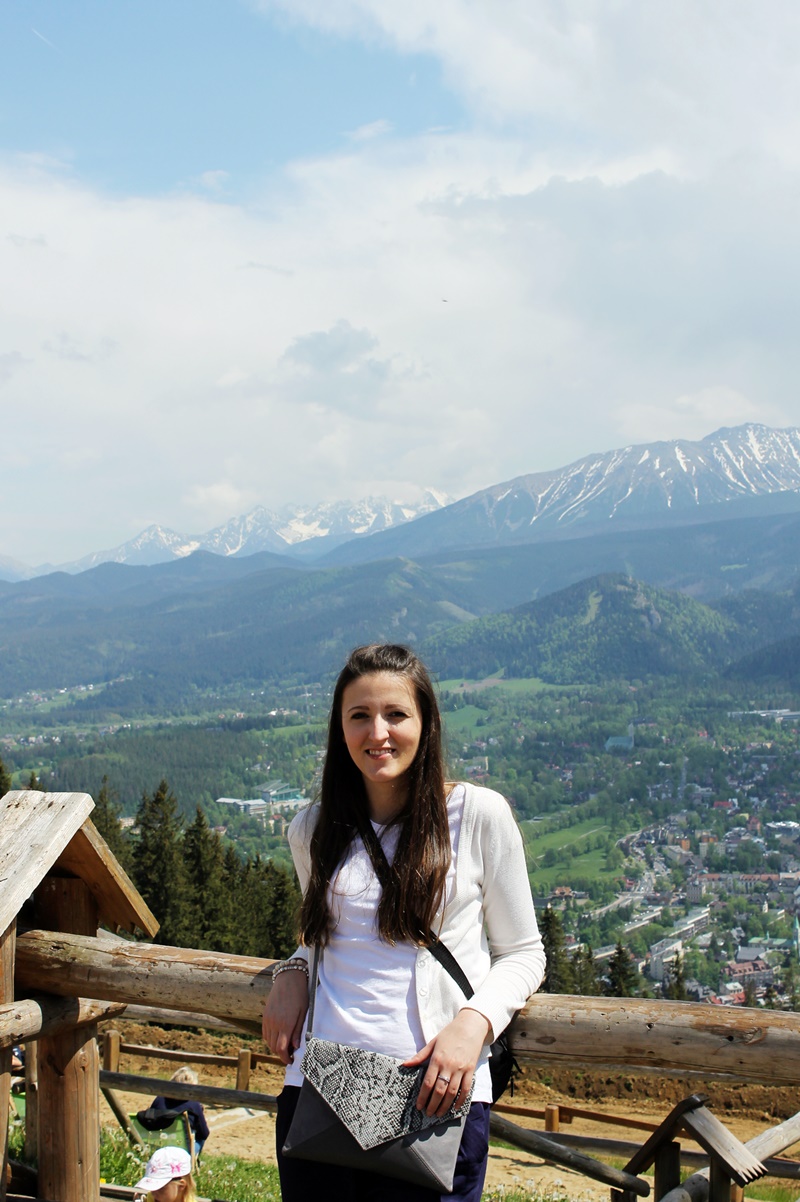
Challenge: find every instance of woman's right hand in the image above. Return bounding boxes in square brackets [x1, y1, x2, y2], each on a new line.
[262, 969, 309, 1065]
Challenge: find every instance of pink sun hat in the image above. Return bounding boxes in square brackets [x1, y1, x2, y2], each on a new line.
[134, 1146, 192, 1191]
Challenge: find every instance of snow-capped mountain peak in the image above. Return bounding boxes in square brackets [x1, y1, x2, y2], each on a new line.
[44, 492, 452, 574]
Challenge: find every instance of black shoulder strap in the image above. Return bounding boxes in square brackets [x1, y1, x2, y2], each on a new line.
[359, 812, 477, 1000]
[358, 817, 394, 891]
[427, 935, 475, 999]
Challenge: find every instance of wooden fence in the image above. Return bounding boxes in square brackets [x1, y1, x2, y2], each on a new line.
[8, 934, 800, 1201]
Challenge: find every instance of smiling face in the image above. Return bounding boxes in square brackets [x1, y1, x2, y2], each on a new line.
[341, 671, 424, 820]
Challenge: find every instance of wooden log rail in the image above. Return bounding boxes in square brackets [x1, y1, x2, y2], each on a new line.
[488, 1114, 651, 1196]
[114, 1039, 281, 1071]
[99, 1070, 278, 1113]
[494, 1100, 658, 1132]
[0, 996, 127, 1048]
[16, 930, 800, 1084]
[120, 1003, 248, 1032]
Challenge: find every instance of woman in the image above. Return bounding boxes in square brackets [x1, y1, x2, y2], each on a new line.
[263, 644, 545, 1201]
[133, 1147, 197, 1202]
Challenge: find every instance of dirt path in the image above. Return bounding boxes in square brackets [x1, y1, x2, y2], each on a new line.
[102, 1024, 800, 1199]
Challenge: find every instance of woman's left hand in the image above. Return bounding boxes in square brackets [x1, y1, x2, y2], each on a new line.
[403, 1008, 491, 1118]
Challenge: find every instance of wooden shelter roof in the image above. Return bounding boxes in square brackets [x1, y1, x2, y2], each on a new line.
[0, 790, 158, 937]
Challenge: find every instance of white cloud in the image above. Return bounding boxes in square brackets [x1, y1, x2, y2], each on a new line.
[3, 2, 800, 561]
[254, 1, 800, 168]
[183, 480, 261, 523]
[348, 119, 393, 143]
[0, 350, 27, 385]
[615, 387, 781, 447]
[283, 319, 378, 372]
[2, 128, 799, 562]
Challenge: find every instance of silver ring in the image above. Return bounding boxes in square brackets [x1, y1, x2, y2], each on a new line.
[437, 1074, 451, 1084]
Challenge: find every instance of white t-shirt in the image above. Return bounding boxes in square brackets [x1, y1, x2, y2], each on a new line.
[285, 784, 492, 1102]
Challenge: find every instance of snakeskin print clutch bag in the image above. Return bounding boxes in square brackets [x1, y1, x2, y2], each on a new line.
[300, 1035, 473, 1150]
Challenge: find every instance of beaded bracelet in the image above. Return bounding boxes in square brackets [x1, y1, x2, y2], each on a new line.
[272, 957, 309, 980]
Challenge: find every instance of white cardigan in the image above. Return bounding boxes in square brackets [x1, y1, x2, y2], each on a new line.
[287, 782, 545, 1043]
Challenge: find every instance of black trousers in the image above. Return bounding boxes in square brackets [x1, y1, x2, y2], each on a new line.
[275, 1086, 491, 1202]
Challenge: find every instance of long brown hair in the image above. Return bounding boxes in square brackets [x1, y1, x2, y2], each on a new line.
[299, 644, 450, 947]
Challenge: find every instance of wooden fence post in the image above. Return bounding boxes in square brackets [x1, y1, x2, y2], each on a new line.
[24, 1040, 39, 1163]
[0, 921, 15, 1202]
[35, 879, 100, 1202]
[100, 1029, 143, 1148]
[654, 1140, 681, 1201]
[236, 1049, 252, 1093]
[103, 1030, 121, 1073]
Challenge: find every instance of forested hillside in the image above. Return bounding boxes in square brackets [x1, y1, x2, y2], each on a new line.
[2, 506, 800, 715]
[425, 575, 754, 683]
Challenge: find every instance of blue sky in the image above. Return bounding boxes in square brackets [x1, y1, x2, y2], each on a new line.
[3, 0, 800, 564]
[0, 2, 461, 196]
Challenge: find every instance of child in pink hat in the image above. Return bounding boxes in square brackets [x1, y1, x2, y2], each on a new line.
[134, 1147, 197, 1201]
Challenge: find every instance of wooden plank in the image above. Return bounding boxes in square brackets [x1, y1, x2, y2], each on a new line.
[653, 1108, 800, 1202]
[0, 996, 127, 1048]
[0, 791, 94, 935]
[742, 1107, 800, 1161]
[489, 1112, 650, 1196]
[1, 921, 15, 1202]
[681, 1108, 766, 1186]
[36, 879, 100, 1202]
[100, 1070, 278, 1112]
[55, 819, 158, 938]
[624, 1095, 708, 1177]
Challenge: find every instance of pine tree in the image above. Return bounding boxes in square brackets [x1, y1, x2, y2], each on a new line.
[0, 755, 11, 798]
[132, 780, 190, 946]
[27, 770, 40, 790]
[540, 907, 574, 994]
[743, 979, 757, 1008]
[572, 944, 600, 996]
[92, 776, 132, 872]
[184, 807, 231, 950]
[233, 855, 300, 960]
[260, 858, 301, 959]
[606, 942, 638, 997]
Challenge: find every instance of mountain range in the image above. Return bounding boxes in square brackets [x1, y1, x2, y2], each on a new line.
[5, 424, 800, 582]
[3, 422, 800, 705]
[323, 424, 800, 565]
[0, 491, 450, 581]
